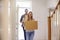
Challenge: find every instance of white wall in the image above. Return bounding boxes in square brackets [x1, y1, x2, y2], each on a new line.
[0, 0, 16, 40]
[32, 0, 48, 40]
[1, 0, 9, 40]
[0, 2, 1, 40]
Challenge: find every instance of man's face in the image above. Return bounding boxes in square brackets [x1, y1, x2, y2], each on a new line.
[25, 9, 28, 14]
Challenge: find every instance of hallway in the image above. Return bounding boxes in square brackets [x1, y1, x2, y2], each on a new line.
[0, 0, 60, 40]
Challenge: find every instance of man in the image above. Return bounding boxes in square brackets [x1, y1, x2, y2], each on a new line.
[20, 9, 28, 40]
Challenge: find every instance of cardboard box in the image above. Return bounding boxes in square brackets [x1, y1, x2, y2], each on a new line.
[24, 20, 38, 30]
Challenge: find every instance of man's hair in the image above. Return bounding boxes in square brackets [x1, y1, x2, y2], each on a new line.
[25, 9, 28, 11]
[25, 9, 28, 10]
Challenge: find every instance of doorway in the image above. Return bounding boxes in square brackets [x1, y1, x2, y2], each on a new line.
[16, 0, 32, 40]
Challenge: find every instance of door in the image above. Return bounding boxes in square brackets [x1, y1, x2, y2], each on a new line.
[16, 1, 32, 40]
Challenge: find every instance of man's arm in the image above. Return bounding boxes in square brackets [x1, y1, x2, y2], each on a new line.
[20, 15, 24, 23]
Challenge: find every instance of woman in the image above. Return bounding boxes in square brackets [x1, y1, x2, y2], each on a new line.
[25, 11, 35, 40]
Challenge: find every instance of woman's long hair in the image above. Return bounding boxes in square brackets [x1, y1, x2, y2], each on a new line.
[28, 11, 33, 21]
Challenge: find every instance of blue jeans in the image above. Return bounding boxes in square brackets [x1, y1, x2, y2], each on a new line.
[22, 25, 26, 40]
[26, 31, 35, 40]
[24, 30, 26, 40]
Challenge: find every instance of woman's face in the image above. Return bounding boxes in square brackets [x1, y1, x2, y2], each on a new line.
[29, 12, 32, 18]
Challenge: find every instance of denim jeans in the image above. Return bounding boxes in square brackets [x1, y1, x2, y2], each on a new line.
[26, 31, 35, 40]
[22, 25, 26, 40]
[24, 30, 26, 40]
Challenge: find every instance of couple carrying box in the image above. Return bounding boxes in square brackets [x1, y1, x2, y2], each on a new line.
[20, 9, 38, 40]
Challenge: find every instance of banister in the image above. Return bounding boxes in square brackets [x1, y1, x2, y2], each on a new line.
[50, 0, 60, 18]
[48, 0, 60, 40]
